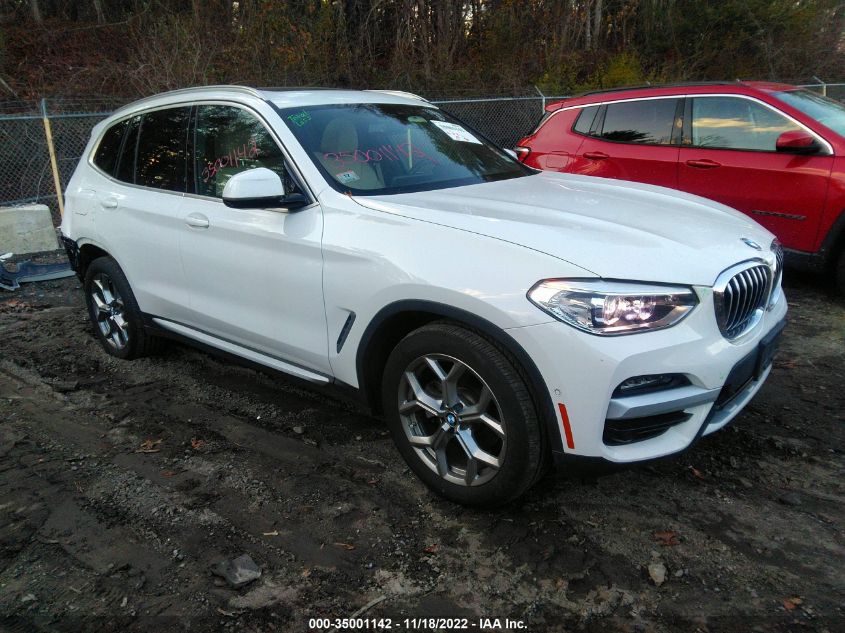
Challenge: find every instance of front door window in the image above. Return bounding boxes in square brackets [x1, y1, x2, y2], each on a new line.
[193, 105, 297, 198]
[689, 97, 802, 151]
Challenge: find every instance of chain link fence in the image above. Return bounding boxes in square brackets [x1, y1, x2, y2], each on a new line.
[0, 92, 564, 225]
[2, 84, 843, 228]
[0, 110, 55, 212]
[0, 97, 124, 225]
[432, 94, 567, 147]
[797, 83, 845, 101]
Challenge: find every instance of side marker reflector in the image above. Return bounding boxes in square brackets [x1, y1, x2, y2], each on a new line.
[557, 403, 575, 450]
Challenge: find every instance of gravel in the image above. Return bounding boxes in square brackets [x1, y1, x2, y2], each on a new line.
[0, 268, 843, 632]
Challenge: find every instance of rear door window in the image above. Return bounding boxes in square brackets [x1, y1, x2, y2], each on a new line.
[135, 107, 191, 191]
[599, 98, 680, 144]
[114, 116, 140, 184]
[689, 97, 802, 151]
[193, 105, 294, 198]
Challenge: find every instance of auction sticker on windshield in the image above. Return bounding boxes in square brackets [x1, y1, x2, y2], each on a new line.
[335, 170, 360, 184]
[430, 120, 482, 144]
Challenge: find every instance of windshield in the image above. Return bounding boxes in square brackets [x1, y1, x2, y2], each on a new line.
[775, 90, 845, 137]
[276, 103, 532, 195]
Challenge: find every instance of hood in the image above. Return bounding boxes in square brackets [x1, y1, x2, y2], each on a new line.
[352, 171, 776, 286]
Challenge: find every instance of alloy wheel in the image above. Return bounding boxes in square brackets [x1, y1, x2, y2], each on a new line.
[90, 272, 129, 350]
[397, 354, 506, 486]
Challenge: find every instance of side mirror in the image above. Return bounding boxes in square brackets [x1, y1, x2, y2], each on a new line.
[221, 168, 309, 210]
[775, 130, 821, 155]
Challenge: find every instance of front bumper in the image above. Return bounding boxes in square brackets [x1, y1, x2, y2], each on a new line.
[507, 285, 788, 463]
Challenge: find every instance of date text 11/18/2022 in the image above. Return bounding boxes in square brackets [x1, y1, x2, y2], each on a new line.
[307, 616, 527, 630]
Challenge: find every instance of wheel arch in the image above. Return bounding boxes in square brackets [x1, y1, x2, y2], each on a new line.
[826, 210, 845, 292]
[819, 207, 845, 267]
[824, 210, 845, 267]
[783, 208, 845, 274]
[75, 240, 113, 279]
[355, 300, 564, 455]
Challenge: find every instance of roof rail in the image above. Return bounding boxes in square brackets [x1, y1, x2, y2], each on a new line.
[257, 86, 338, 92]
[576, 80, 742, 98]
[577, 83, 653, 97]
[364, 89, 429, 102]
[112, 86, 429, 117]
[113, 85, 265, 115]
[667, 80, 744, 87]
[260, 87, 428, 102]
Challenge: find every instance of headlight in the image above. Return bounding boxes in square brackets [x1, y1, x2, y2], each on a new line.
[527, 279, 698, 335]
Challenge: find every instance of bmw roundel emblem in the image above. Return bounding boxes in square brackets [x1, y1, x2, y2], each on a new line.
[741, 237, 762, 250]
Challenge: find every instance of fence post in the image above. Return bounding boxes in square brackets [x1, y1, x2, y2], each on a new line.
[812, 76, 827, 97]
[41, 98, 65, 218]
[534, 85, 546, 115]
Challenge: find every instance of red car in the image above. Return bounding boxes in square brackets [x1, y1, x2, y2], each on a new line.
[516, 81, 845, 293]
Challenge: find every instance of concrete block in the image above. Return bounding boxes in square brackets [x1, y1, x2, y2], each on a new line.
[0, 204, 59, 254]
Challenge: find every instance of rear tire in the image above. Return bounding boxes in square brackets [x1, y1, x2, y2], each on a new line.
[84, 256, 160, 360]
[381, 321, 546, 507]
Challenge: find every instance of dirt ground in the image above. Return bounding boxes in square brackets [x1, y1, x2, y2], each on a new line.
[0, 260, 843, 633]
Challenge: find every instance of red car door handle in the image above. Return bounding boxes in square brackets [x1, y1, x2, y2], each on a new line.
[584, 151, 609, 160]
[685, 159, 721, 169]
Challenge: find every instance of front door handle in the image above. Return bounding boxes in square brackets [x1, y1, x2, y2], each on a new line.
[685, 159, 722, 169]
[583, 151, 609, 160]
[185, 213, 210, 229]
[99, 196, 118, 209]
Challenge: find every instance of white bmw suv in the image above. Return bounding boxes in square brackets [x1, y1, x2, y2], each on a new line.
[61, 86, 787, 506]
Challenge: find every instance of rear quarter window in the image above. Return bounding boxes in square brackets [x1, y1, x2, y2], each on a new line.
[92, 120, 127, 176]
[572, 106, 599, 135]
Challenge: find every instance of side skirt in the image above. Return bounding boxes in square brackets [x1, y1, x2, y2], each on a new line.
[152, 318, 330, 384]
[142, 314, 369, 408]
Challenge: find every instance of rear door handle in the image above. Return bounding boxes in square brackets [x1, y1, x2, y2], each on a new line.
[99, 196, 118, 209]
[583, 151, 609, 160]
[685, 159, 721, 169]
[185, 213, 210, 229]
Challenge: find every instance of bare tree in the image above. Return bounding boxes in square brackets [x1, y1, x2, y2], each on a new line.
[30, 0, 42, 23]
[92, 0, 105, 24]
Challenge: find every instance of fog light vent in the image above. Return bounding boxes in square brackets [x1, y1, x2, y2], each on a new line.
[604, 411, 692, 445]
[613, 373, 689, 397]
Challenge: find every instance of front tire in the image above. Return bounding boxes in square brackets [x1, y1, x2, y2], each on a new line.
[381, 321, 546, 507]
[84, 256, 159, 360]
[835, 249, 845, 296]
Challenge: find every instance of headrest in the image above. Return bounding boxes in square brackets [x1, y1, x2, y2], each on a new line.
[320, 119, 358, 153]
